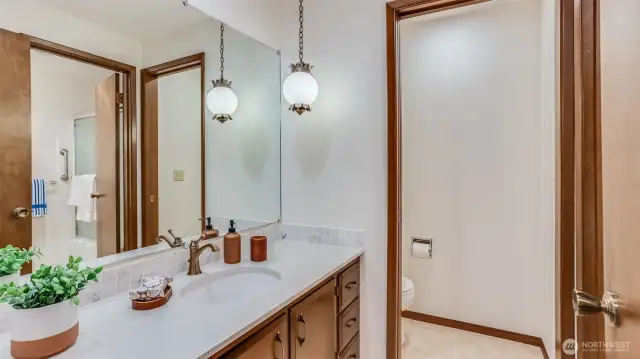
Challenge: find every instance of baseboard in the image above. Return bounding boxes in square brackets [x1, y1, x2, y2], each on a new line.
[402, 311, 550, 359]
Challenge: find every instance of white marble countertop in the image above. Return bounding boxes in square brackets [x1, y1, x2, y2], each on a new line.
[0, 241, 362, 359]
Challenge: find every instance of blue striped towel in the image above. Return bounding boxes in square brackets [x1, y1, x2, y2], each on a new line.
[32, 177, 47, 217]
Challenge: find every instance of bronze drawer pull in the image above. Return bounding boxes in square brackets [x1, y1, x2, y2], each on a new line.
[297, 313, 307, 346]
[345, 281, 357, 290]
[345, 318, 357, 328]
[347, 355, 357, 359]
[273, 331, 285, 359]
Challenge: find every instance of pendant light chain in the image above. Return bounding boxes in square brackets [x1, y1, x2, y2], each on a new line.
[219, 23, 225, 80]
[298, 0, 304, 63]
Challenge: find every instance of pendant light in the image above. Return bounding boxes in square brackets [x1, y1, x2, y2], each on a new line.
[283, 0, 318, 115]
[206, 23, 238, 123]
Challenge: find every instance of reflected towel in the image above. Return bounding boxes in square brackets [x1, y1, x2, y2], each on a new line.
[32, 177, 47, 217]
[68, 174, 96, 222]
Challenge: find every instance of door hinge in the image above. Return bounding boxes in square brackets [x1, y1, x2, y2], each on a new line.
[149, 195, 155, 203]
[117, 93, 124, 104]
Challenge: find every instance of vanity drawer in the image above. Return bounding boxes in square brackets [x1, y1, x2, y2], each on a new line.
[339, 334, 359, 359]
[338, 299, 359, 352]
[338, 262, 360, 312]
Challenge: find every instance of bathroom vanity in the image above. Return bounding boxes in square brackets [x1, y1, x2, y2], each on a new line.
[0, 241, 362, 359]
[217, 258, 360, 359]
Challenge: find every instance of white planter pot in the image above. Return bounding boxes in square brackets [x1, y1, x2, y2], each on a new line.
[0, 273, 20, 334]
[10, 299, 79, 359]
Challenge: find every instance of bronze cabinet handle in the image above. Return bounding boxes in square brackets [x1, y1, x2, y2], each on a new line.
[297, 313, 307, 346]
[273, 331, 285, 359]
[345, 281, 357, 290]
[345, 318, 357, 328]
[348, 355, 357, 359]
[91, 192, 105, 199]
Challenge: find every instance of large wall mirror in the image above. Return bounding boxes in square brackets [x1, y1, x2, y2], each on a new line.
[0, 0, 281, 271]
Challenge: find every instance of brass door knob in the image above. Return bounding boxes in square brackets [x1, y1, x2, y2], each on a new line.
[12, 207, 29, 219]
[91, 193, 105, 199]
[573, 289, 620, 327]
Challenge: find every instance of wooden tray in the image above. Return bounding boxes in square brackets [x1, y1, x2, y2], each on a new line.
[132, 286, 172, 311]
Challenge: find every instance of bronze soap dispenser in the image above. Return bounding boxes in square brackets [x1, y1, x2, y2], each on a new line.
[223, 220, 241, 264]
[200, 217, 219, 240]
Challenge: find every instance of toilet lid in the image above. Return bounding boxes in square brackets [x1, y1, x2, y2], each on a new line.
[402, 277, 414, 293]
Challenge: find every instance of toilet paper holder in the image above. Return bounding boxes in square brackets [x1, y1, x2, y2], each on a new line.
[411, 237, 432, 259]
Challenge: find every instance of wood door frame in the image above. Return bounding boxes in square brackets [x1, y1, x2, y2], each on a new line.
[140, 53, 206, 248]
[385, 1, 603, 358]
[25, 35, 138, 253]
[573, 0, 604, 357]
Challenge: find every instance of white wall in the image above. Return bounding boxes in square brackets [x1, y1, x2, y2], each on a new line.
[187, 0, 283, 50]
[30, 51, 114, 268]
[400, 0, 555, 355]
[142, 18, 282, 233]
[191, 1, 389, 357]
[157, 69, 203, 236]
[278, 1, 389, 358]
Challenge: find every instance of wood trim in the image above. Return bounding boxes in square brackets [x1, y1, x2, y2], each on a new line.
[574, 0, 604, 357]
[402, 312, 550, 359]
[143, 53, 204, 78]
[140, 72, 159, 248]
[26, 35, 138, 253]
[556, 0, 577, 357]
[28, 36, 135, 73]
[385, 4, 401, 359]
[140, 53, 206, 247]
[388, 0, 490, 19]
[386, 1, 586, 359]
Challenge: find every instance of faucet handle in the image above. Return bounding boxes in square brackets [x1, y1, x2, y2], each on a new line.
[167, 229, 184, 246]
[191, 234, 206, 247]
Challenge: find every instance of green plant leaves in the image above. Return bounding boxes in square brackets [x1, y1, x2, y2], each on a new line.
[0, 255, 102, 310]
[0, 245, 42, 277]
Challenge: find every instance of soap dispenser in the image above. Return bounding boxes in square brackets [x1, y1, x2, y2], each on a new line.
[223, 220, 241, 264]
[199, 217, 219, 239]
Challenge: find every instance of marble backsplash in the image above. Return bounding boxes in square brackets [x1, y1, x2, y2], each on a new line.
[281, 224, 365, 247]
[78, 223, 281, 306]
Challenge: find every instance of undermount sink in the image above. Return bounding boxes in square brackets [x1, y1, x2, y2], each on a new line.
[179, 266, 282, 303]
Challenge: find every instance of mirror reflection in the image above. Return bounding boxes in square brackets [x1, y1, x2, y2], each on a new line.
[0, 0, 281, 271]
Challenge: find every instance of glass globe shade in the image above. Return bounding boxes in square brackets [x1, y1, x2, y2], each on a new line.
[283, 71, 318, 106]
[206, 85, 238, 116]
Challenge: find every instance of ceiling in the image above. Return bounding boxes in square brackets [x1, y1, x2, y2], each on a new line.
[33, 0, 211, 42]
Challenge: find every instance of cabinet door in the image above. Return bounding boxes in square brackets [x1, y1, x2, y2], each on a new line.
[223, 314, 288, 359]
[290, 279, 337, 359]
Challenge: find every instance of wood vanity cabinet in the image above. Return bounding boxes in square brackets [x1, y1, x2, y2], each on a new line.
[290, 280, 336, 359]
[222, 314, 289, 359]
[215, 258, 360, 359]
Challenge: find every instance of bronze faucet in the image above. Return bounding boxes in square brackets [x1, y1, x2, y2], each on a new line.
[188, 235, 220, 276]
[155, 229, 184, 248]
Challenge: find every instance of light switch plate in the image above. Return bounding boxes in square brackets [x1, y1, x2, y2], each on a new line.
[173, 170, 185, 182]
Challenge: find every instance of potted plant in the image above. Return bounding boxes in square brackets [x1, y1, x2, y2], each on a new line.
[0, 245, 41, 285]
[0, 256, 102, 359]
[0, 245, 41, 334]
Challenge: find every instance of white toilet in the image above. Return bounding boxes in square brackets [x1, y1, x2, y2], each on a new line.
[401, 276, 415, 345]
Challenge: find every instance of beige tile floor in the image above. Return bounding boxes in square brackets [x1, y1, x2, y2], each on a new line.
[402, 319, 545, 359]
